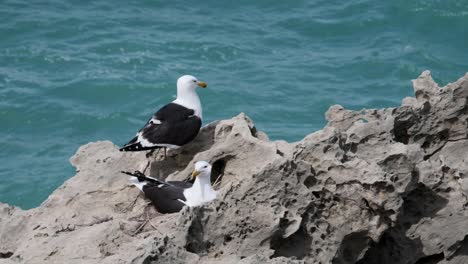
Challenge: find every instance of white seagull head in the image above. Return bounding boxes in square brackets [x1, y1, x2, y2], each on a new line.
[191, 160, 212, 180]
[174, 75, 207, 120]
[177, 75, 207, 92]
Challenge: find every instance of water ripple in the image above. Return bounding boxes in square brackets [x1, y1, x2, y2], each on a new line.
[1, 0, 467, 208]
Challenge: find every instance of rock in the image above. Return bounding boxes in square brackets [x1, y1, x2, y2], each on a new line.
[1, 71, 468, 263]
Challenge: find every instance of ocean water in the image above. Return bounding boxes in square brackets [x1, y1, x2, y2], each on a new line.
[1, 0, 467, 209]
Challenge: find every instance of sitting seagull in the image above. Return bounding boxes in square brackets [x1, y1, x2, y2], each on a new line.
[122, 161, 217, 214]
[120, 75, 207, 154]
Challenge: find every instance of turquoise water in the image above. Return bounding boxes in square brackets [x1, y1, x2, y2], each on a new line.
[1, 0, 467, 209]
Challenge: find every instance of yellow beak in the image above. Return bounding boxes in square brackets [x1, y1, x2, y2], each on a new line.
[191, 170, 201, 180]
[198, 81, 207, 88]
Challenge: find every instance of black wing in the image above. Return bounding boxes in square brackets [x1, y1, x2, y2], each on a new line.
[155, 103, 196, 122]
[120, 103, 202, 151]
[143, 182, 188, 214]
[122, 170, 192, 214]
[166, 180, 193, 189]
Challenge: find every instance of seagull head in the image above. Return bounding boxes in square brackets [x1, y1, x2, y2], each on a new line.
[191, 161, 212, 180]
[177, 75, 207, 92]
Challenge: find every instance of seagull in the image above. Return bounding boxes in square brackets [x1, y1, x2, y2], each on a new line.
[120, 75, 207, 156]
[122, 161, 217, 214]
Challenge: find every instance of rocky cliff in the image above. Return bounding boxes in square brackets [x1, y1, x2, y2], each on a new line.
[1, 71, 468, 264]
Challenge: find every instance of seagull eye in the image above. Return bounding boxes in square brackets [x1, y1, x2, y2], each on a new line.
[203, 165, 207, 168]
[193, 80, 197, 83]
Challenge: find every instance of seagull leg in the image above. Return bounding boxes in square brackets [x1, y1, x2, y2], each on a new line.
[164, 147, 167, 159]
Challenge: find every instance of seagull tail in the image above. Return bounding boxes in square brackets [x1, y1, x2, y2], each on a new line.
[120, 141, 160, 152]
[120, 137, 142, 151]
[121, 170, 147, 181]
[128, 176, 146, 192]
[121, 171, 162, 184]
[122, 171, 154, 192]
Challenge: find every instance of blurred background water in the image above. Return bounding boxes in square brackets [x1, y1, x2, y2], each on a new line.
[1, 0, 467, 209]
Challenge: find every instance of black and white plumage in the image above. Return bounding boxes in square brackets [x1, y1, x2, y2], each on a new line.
[123, 161, 217, 214]
[120, 75, 207, 152]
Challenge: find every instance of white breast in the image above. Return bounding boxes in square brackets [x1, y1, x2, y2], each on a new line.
[173, 91, 203, 120]
[183, 185, 217, 207]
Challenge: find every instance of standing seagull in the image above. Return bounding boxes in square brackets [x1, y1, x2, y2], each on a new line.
[120, 75, 207, 154]
[122, 161, 217, 214]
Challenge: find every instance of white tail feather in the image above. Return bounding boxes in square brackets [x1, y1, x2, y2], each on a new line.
[129, 177, 146, 192]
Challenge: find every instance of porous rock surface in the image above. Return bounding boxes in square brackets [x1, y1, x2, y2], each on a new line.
[1, 71, 468, 264]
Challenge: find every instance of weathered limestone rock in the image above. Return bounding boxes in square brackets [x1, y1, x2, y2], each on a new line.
[0, 71, 467, 264]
